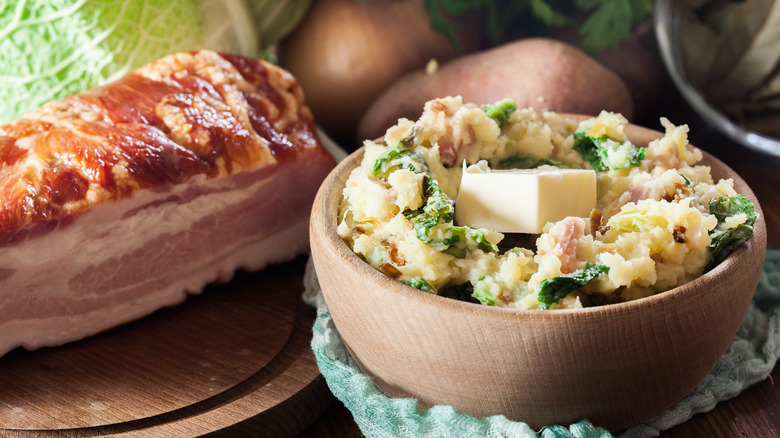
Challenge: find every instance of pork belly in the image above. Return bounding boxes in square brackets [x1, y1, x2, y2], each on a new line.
[0, 50, 336, 356]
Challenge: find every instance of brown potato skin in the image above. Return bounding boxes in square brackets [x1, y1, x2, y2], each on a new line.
[357, 38, 635, 142]
[279, 0, 479, 144]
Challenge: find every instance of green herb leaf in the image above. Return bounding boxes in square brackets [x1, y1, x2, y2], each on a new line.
[575, 0, 652, 53]
[528, 0, 571, 27]
[537, 262, 609, 309]
[364, 0, 651, 53]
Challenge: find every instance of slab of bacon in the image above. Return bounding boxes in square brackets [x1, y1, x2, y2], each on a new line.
[0, 50, 336, 357]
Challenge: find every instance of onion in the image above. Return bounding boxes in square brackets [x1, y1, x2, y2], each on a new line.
[278, 0, 479, 143]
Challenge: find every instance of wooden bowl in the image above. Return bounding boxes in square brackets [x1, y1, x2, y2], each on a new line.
[309, 121, 767, 431]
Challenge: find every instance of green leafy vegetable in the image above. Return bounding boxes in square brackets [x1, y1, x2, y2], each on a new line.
[537, 262, 609, 309]
[573, 133, 606, 171]
[0, 0, 269, 123]
[405, 277, 436, 293]
[441, 226, 499, 257]
[573, 131, 645, 171]
[471, 278, 530, 306]
[372, 127, 426, 178]
[473, 285, 497, 306]
[405, 176, 454, 240]
[199, 0, 259, 57]
[606, 204, 668, 233]
[575, 0, 654, 54]
[496, 155, 571, 170]
[405, 176, 498, 257]
[246, 0, 312, 47]
[485, 98, 517, 127]
[371, 0, 652, 53]
[706, 195, 757, 271]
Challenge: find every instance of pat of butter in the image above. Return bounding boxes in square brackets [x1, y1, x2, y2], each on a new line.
[455, 161, 596, 234]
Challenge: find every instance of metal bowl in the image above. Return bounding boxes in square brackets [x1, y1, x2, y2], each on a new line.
[654, 0, 780, 156]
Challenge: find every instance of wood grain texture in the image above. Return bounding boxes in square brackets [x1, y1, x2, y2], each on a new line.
[303, 90, 780, 437]
[1, 88, 776, 438]
[309, 119, 767, 431]
[646, 96, 780, 438]
[0, 256, 332, 437]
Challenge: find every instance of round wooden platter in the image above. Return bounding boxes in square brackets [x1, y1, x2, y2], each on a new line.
[0, 256, 332, 437]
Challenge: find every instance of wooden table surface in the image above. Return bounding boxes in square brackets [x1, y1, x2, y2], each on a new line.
[2, 89, 776, 437]
[0, 256, 335, 437]
[299, 91, 780, 437]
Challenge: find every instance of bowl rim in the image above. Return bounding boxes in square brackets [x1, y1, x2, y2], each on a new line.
[314, 119, 767, 321]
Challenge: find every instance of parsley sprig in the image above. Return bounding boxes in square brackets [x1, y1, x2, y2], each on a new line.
[362, 0, 653, 54]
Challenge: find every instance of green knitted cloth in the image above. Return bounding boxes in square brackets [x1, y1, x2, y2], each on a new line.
[303, 250, 780, 437]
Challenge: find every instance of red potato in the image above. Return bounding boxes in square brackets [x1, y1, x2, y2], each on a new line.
[357, 38, 635, 141]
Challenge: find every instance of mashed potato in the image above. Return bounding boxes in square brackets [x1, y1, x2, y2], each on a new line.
[337, 96, 757, 309]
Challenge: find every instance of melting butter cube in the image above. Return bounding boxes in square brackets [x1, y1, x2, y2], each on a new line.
[455, 161, 597, 234]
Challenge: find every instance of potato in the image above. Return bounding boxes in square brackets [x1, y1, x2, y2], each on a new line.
[279, 0, 479, 143]
[357, 38, 635, 141]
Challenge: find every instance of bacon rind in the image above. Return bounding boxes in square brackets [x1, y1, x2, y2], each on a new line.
[0, 50, 336, 356]
[0, 50, 326, 230]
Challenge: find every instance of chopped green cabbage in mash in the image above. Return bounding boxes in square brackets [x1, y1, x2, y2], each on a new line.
[573, 131, 646, 171]
[537, 263, 610, 310]
[405, 176, 498, 257]
[707, 195, 757, 271]
[337, 96, 757, 310]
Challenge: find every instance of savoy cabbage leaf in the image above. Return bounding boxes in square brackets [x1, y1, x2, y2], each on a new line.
[0, 0, 267, 123]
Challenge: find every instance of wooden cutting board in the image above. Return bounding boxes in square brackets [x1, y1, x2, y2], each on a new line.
[0, 256, 332, 437]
